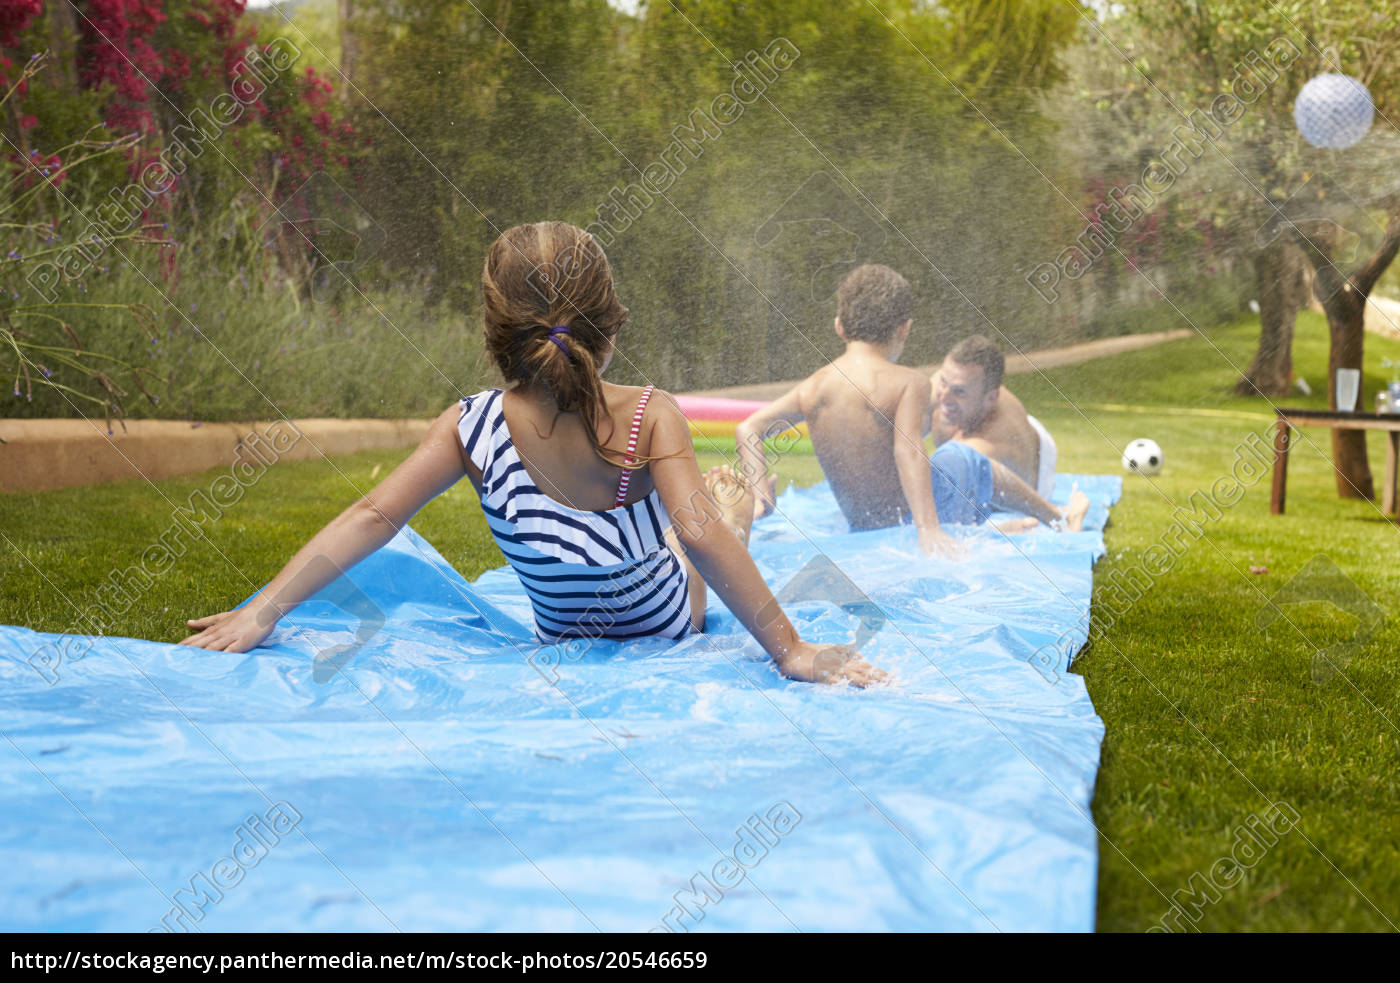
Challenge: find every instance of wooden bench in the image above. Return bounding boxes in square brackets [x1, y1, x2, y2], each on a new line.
[1270, 408, 1400, 515]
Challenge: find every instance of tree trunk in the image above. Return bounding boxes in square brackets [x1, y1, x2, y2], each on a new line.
[1291, 208, 1400, 500]
[1236, 237, 1308, 396]
[45, 2, 80, 93]
[338, 0, 358, 105]
[3, 100, 30, 161]
[1322, 292, 1373, 499]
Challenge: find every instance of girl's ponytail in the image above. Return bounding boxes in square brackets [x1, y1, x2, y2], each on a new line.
[482, 222, 634, 467]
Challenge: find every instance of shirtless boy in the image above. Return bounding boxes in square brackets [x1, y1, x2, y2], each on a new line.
[930, 335, 1059, 500]
[735, 265, 1087, 556]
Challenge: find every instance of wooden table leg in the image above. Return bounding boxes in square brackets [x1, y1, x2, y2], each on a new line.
[1270, 419, 1291, 515]
[1384, 430, 1399, 515]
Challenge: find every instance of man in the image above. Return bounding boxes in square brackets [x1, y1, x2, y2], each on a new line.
[929, 335, 1059, 500]
[735, 266, 1085, 557]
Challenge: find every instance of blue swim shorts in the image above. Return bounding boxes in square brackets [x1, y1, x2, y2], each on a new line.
[929, 441, 995, 525]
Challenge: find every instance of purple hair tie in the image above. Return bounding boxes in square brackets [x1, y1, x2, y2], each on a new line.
[547, 324, 572, 359]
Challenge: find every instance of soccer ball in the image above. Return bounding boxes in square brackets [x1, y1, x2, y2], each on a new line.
[1122, 438, 1163, 476]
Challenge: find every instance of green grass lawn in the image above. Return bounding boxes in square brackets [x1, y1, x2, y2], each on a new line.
[2, 312, 1398, 931]
[1020, 316, 1400, 933]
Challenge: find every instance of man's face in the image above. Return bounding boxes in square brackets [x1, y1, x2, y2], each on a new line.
[934, 358, 995, 429]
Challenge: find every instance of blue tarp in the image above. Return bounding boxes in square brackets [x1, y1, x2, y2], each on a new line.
[0, 475, 1119, 932]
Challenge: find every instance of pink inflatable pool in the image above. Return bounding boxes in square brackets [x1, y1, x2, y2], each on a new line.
[673, 394, 768, 422]
[672, 394, 807, 439]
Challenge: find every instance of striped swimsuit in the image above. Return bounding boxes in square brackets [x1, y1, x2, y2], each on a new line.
[456, 387, 693, 643]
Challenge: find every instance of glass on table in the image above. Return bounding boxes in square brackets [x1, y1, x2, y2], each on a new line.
[1336, 368, 1360, 412]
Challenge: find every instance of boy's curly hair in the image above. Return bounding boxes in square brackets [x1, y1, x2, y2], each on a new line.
[835, 264, 913, 343]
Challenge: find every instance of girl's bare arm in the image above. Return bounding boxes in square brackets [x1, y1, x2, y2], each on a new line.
[180, 404, 472, 652]
[648, 393, 885, 686]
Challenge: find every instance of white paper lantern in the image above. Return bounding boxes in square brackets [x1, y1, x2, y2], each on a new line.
[1294, 74, 1374, 149]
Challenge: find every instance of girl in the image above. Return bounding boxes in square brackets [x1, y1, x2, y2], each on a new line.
[183, 221, 884, 687]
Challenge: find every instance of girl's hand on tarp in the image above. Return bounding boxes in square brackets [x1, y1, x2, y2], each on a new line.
[779, 641, 889, 688]
[180, 608, 275, 653]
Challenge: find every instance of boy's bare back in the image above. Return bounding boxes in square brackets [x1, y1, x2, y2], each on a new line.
[797, 353, 929, 530]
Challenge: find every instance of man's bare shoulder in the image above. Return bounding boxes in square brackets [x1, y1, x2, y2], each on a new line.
[987, 386, 1031, 430]
[964, 386, 1034, 445]
[998, 385, 1028, 416]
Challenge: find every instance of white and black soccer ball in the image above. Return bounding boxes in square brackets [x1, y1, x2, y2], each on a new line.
[1122, 438, 1163, 476]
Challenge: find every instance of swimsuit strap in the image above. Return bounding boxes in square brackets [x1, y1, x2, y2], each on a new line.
[614, 385, 656, 507]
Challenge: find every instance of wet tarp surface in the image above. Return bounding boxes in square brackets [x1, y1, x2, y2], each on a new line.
[0, 475, 1119, 932]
